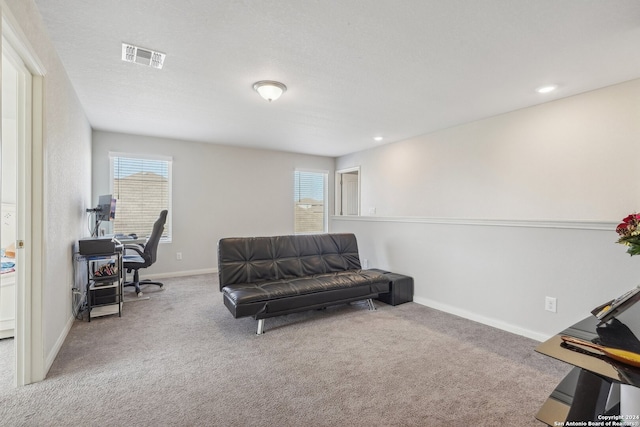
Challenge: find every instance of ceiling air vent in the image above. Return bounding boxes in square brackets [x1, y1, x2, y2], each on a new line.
[121, 43, 165, 69]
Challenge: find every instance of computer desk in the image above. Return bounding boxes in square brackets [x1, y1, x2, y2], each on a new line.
[110, 235, 147, 245]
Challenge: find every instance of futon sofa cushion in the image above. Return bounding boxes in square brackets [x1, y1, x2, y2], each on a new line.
[218, 234, 362, 288]
[223, 270, 387, 305]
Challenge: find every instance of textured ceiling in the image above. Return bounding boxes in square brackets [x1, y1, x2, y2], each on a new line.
[33, 0, 640, 157]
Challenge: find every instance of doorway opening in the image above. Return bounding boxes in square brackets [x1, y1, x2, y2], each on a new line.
[335, 167, 360, 216]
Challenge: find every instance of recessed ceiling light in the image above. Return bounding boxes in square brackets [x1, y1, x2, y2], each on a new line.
[536, 85, 558, 94]
[373, 136, 383, 142]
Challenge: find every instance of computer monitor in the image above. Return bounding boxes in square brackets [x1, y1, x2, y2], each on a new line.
[97, 194, 116, 222]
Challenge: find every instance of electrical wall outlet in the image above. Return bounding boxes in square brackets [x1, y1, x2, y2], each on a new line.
[545, 296, 557, 313]
[176, 252, 182, 260]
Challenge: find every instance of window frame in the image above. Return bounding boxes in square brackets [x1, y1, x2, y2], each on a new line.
[109, 152, 173, 243]
[294, 168, 328, 235]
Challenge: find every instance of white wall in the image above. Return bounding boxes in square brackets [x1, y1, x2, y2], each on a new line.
[92, 131, 334, 277]
[333, 79, 640, 340]
[3, 0, 92, 375]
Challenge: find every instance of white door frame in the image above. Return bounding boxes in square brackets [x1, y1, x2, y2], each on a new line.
[2, 5, 46, 386]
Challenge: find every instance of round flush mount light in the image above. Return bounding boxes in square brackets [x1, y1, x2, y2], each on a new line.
[253, 80, 287, 102]
[536, 85, 558, 94]
[373, 136, 383, 142]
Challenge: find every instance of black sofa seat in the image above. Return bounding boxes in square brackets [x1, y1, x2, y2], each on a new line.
[218, 233, 388, 334]
[223, 269, 388, 318]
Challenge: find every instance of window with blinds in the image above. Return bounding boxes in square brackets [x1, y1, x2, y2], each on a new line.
[110, 154, 172, 241]
[294, 170, 327, 234]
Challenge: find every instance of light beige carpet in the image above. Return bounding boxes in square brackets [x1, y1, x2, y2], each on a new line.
[0, 274, 569, 426]
[0, 337, 13, 391]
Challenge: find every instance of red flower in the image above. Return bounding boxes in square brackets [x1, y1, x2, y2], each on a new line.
[617, 223, 629, 235]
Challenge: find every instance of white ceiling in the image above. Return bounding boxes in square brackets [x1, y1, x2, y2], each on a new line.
[33, 0, 640, 157]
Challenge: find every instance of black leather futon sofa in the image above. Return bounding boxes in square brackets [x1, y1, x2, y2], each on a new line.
[218, 233, 389, 334]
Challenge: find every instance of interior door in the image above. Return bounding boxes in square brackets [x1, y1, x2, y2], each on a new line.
[341, 172, 359, 216]
[0, 25, 45, 386]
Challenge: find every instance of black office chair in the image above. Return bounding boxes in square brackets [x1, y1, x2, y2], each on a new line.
[123, 210, 168, 297]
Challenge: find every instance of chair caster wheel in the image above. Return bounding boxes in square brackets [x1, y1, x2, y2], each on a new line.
[137, 292, 143, 297]
[159, 284, 164, 289]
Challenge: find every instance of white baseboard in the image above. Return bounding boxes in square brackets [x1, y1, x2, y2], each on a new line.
[412, 296, 551, 342]
[46, 314, 75, 375]
[0, 323, 14, 339]
[138, 268, 217, 281]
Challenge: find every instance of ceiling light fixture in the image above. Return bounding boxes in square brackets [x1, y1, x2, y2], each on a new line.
[373, 136, 383, 142]
[536, 85, 558, 94]
[253, 80, 287, 102]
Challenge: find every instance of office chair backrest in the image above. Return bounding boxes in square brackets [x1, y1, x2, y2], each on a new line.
[145, 210, 168, 265]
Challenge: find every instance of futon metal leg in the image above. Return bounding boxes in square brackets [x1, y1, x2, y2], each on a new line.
[256, 319, 265, 335]
[367, 298, 376, 311]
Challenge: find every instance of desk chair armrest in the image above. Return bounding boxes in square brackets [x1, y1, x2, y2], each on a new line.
[124, 243, 145, 257]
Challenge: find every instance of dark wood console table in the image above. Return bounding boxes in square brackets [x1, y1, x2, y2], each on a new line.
[535, 306, 640, 425]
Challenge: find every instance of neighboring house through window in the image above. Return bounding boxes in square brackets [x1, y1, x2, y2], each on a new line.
[110, 153, 172, 242]
[294, 169, 328, 234]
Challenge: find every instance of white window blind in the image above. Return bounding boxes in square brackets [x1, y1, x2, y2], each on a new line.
[110, 155, 172, 241]
[294, 170, 327, 234]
